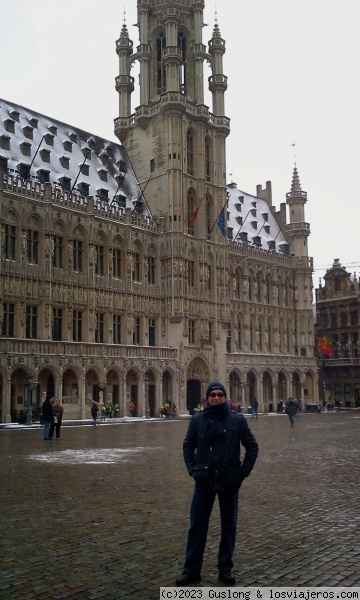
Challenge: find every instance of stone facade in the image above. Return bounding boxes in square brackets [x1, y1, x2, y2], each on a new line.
[316, 259, 360, 407]
[0, 0, 318, 423]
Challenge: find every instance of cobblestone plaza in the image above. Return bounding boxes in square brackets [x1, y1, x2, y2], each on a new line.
[1, 412, 359, 599]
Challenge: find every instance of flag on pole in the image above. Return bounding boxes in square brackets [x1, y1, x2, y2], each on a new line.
[217, 208, 226, 237]
[317, 330, 333, 356]
[188, 205, 200, 227]
[188, 192, 207, 227]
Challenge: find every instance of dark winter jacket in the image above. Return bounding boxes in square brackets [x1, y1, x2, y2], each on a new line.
[183, 408, 259, 492]
[41, 399, 53, 421]
[285, 400, 297, 416]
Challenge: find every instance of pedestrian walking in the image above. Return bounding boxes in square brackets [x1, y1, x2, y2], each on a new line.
[294, 398, 300, 418]
[48, 399, 64, 439]
[91, 401, 99, 426]
[285, 398, 297, 427]
[101, 405, 107, 421]
[41, 395, 53, 440]
[251, 398, 259, 419]
[176, 380, 259, 587]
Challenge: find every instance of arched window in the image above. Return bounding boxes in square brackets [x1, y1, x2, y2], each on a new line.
[206, 194, 212, 237]
[187, 189, 197, 236]
[205, 137, 211, 182]
[334, 275, 341, 293]
[178, 32, 187, 93]
[156, 34, 166, 93]
[187, 130, 194, 176]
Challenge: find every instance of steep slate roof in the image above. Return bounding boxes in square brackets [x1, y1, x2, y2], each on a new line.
[0, 97, 288, 251]
[226, 183, 288, 253]
[0, 98, 147, 213]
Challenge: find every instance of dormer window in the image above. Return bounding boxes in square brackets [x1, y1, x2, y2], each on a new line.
[0, 135, 10, 150]
[251, 220, 258, 229]
[63, 140, 73, 152]
[4, 119, 15, 133]
[87, 136, 96, 149]
[18, 163, 31, 179]
[58, 176, 71, 192]
[9, 109, 20, 122]
[45, 133, 54, 146]
[77, 182, 90, 197]
[250, 209, 257, 217]
[264, 225, 271, 234]
[251, 201, 257, 208]
[268, 240, 275, 250]
[80, 163, 89, 176]
[48, 125, 57, 135]
[262, 212, 268, 221]
[98, 169, 108, 182]
[234, 203, 242, 212]
[0, 156, 9, 172]
[100, 152, 109, 166]
[116, 173, 126, 186]
[68, 132, 78, 143]
[23, 126, 34, 140]
[252, 236, 261, 247]
[37, 169, 50, 184]
[97, 188, 109, 200]
[82, 146, 91, 160]
[113, 194, 127, 208]
[29, 118, 38, 128]
[59, 156, 70, 169]
[238, 196, 244, 203]
[20, 142, 32, 157]
[278, 243, 290, 255]
[236, 216, 243, 225]
[40, 148, 51, 163]
[117, 159, 127, 172]
[239, 232, 248, 243]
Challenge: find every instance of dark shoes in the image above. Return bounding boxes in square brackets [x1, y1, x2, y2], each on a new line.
[175, 572, 201, 586]
[219, 569, 236, 585]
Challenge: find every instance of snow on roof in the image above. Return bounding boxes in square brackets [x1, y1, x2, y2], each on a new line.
[226, 183, 288, 253]
[1, 98, 287, 252]
[0, 98, 148, 213]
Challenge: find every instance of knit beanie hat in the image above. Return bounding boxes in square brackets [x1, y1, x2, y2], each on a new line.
[206, 380, 227, 400]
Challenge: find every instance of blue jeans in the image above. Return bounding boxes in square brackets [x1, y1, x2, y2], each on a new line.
[288, 413, 295, 426]
[183, 483, 239, 575]
[43, 419, 50, 439]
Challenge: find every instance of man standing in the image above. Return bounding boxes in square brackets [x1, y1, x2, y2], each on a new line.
[285, 398, 297, 427]
[41, 395, 53, 440]
[176, 381, 259, 586]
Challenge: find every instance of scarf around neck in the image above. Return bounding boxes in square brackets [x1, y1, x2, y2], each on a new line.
[202, 401, 230, 445]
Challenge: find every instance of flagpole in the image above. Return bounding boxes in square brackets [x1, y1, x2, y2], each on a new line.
[188, 190, 208, 226]
[267, 219, 286, 251]
[208, 192, 229, 235]
[234, 209, 251, 241]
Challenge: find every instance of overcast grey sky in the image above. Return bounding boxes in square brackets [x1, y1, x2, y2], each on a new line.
[1, 0, 359, 286]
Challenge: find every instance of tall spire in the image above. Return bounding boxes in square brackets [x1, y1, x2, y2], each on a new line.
[291, 165, 302, 193]
[290, 141, 301, 192]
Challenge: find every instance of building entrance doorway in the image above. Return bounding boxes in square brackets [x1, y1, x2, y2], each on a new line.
[187, 379, 201, 415]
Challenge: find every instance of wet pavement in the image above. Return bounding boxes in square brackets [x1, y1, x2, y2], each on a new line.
[1, 411, 360, 599]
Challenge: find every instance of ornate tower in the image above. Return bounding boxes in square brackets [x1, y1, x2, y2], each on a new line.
[114, 0, 230, 236]
[285, 165, 310, 258]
